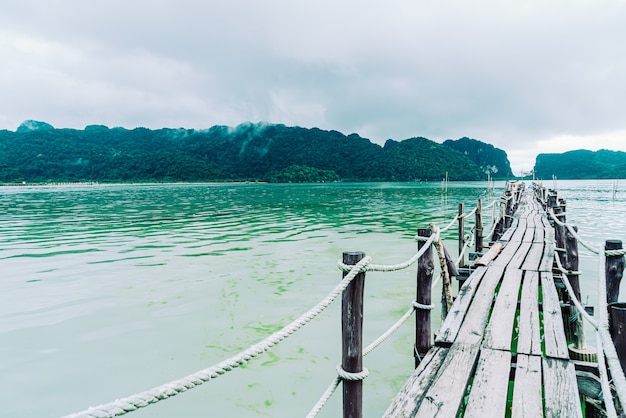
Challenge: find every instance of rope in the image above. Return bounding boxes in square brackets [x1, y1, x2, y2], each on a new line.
[307, 303, 418, 417]
[64, 256, 372, 418]
[335, 365, 369, 381]
[553, 254, 598, 330]
[337, 232, 438, 273]
[482, 198, 499, 209]
[596, 251, 626, 410]
[455, 228, 476, 267]
[413, 300, 435, 311]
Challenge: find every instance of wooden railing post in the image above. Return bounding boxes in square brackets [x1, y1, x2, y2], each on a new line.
[504, 190, 513, 228]
[553, 206, 567, 267]
[475, 198, 483, 253]
[458, 203, 465, 267]
[564, 225, 589, 355]
[342, 251, 366, 418]
[606, 240, 626, 375]
[415, 228, 434, 368]
[606, 240, 624, 304]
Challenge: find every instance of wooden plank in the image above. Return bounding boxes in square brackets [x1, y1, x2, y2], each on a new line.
[512, 354, 542, 418]
[483, 268, 523, 351]
[517, 271, 542, 356]
[474, 242, 503, 266]
[521, 214, 535, 243]
[383, 347, 448, 417]
[542, 357, 583, 418]
[507, 241, 532, 270]
[507, 217, 527, 243]
[491, 239, 524, 268]
[532, 214, 545, 243]
[541, 272, 570, 359]
[435, 266, 488, 345]
[538, 240, 555, 272]
[412, 343, 481, 417]
[463, 348, 511, 418]
[455, 265, 505, 346]
[520, 242, 544, 271]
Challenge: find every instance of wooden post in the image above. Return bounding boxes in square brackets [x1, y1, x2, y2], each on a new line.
[554, 206, 567, 267]
[504, 190, 513, 228]
[415, 228, 434, 368]
[564, 226, 586, 350]
[342, 251, 366, 418]
[609, 303, 626, 375]
[605, 240, 624, 304]
[458, 203, 465, 267]
[492, 198, 505, 242]
[475, 198, 483, 253]
[606, 240, 625, 376]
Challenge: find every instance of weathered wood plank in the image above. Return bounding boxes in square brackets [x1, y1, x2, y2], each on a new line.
[491, 239, 524, 268]
[522, 214, 536, 243]
[483, 268, 523, 351]
[532, 214, 545, 243]
[412, 343, 481, 417]
[517, 271, 542, 356]
[541, 272, 570, 359]
[520, 242, 544, 271]
[512, 354, 542, 418]
[435, 266, 487, 346]
[508, 241, 532, 270]
[538, 241, 555, 272]
[474, 242, 503, 266]
[383, 347, 448, 417]
[463, 348, 511, 418]
[455, 265, 505, 346]
[508, 217, 527, 243]
[542, 357, 583, 418]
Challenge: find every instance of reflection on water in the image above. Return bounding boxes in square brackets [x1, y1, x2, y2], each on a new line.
[0, 180, 624, 417]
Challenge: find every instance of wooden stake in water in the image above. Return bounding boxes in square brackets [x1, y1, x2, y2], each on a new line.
[341, 251, 366, 418]
[415, 228, 434, 367]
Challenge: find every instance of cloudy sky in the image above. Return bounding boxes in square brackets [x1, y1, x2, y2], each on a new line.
[1, 1, 625, 175]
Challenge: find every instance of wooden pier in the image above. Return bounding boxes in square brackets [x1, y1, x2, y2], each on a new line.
[385, 188, 585, 417]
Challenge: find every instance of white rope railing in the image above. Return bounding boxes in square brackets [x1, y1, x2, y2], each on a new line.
[66, 190, 504, 418]
[545, 197, 626, 412]
[64, 256, 372, 418]
[306, 303, 418, 417]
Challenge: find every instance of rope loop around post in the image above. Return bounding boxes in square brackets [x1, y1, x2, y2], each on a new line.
[413, 300, 435, 310]
[335, 364, 369, 381]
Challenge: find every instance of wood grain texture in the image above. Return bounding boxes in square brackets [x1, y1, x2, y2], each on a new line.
[512, 354, 542, 418]
[541, 272, 570, 359]
[464, 348, 512, 418]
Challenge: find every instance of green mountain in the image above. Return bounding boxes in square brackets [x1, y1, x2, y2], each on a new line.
[442, 137, 513, 178]
[534, 149, 626, 179]
[0, 120, 512, 183]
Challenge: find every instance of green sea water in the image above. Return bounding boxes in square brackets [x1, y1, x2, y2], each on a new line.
[0, 180, 624, 417]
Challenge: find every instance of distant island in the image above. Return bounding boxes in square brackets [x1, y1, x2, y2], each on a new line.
[0, 120, 514, 184]
[534, 149, 626, 180]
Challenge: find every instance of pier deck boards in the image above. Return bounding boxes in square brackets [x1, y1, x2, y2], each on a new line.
[385, 192, 582, 418]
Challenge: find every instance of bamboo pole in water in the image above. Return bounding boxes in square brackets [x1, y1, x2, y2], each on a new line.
[342, 251, 366, 418]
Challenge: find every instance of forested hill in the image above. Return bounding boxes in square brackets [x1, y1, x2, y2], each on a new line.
[534, 149, 626, 179]
[443, 137, 514, 178]
[0, 120, 513, 183]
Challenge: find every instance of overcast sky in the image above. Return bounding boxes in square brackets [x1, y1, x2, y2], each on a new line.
[1, 1, 625, 175]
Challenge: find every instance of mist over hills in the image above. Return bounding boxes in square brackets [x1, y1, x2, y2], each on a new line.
[0, 120, 515, 183]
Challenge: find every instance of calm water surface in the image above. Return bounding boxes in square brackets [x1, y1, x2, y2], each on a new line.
[1, 180, 624, 417]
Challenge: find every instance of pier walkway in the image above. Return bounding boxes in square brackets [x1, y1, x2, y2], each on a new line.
[385, 191, 582, 417]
